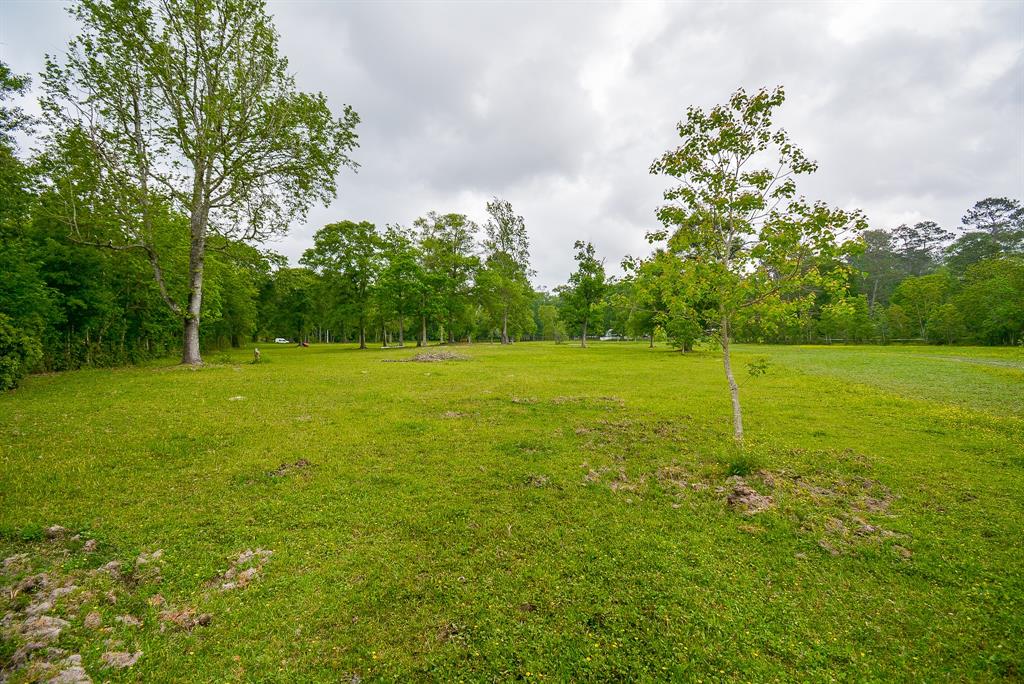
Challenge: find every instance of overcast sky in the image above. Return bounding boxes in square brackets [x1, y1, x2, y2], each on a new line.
[2, 0, 1022, 287]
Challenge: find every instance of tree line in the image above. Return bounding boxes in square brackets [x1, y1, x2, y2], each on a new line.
[613, 196, 1024, 351]
[273, 201, 535, 348]
[244, 186, 1024, 357]
[1, 3, 1022, 397]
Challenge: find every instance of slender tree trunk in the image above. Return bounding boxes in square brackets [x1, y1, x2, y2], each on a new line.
[359, 316, 366, 349]
[649, 333, 654, 348]
[580, 318, 588, 348]
[399, 317, 405, 347]
[181, 224, 206, 365]
[721, 315, 744, 444]
[501, 305, 509, 344]
[419, 314, 427, 347]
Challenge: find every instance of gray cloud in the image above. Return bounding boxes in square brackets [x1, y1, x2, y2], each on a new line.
[2, 0, 1021, 287]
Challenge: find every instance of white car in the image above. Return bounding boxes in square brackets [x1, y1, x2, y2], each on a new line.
[274, 337, 291, 344]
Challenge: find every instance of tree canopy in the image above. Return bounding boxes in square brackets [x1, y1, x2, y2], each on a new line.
[40, 0, 359, 364]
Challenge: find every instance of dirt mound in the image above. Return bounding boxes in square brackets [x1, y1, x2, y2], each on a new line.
[522, 473, 552, 488]
[210, 548, 273, 591]
[1, 527, 272, 682]
[382, 351, 469, 363]
[101, 651, 142, 669]
[158, 606, 212, 631]
[725, 477, 774, 515]
[269, 459, 313, 478]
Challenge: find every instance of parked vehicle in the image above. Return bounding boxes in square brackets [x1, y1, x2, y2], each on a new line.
[274, 337, 290, 344]
[599, 330, 624, 341]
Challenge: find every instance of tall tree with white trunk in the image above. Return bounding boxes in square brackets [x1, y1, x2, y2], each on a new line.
[41, 0, 359, 364]
[480, 197, 532, 344]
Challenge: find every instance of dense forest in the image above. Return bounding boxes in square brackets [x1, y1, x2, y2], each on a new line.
[1, 55, 1022, 391]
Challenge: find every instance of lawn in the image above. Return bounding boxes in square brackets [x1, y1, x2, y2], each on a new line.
[1, 342, 1022, 681]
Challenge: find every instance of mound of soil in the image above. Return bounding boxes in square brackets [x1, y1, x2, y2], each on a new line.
[382, 351, 469, 363]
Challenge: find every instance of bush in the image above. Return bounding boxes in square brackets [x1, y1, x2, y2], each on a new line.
[0, 313, 43, 391]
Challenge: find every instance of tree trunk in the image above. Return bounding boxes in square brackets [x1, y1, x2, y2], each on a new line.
[181, 230, 206, 365]
[580, 318, 588, 348]
[649, 333, 654, 348]
[359, 316, 366, 349]
[419, 314, 427, 347]
[721, 315, 743, 444]
[398, 317, 405, 347]
[501, 305, 509, 344]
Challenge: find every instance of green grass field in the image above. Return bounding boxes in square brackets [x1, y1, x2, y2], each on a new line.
[2, 342, 1022, 681]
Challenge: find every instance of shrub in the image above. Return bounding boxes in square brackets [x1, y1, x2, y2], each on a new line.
[0, 313, 43, 391]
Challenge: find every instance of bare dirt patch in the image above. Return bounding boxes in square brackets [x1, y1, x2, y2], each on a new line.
[435, 621, 466, 644]
[580, 461, 608, 485]
[655, 465, 692, 489]
[573, 417, 691, 463]
[523, 474, 550, 488]
[743, 467, 905, 556]
[642, 453, 906, 557]
[1, 532, 149, 681]
[2, 529, 272, 682]
[725, 477, 774, 515]
[551, 396, 624, 410]
[607, 470, 643, 493]
[158, 606, 212, 631]
[209, 548, 273, 592]
[101, 650, 142, 669]
[269, 459, 313, 478]
[382, 351, 469, 363]
[579, 462, 645, 493]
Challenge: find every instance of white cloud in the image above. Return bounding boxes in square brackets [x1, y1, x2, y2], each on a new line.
[2, 0, 1021, 288]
